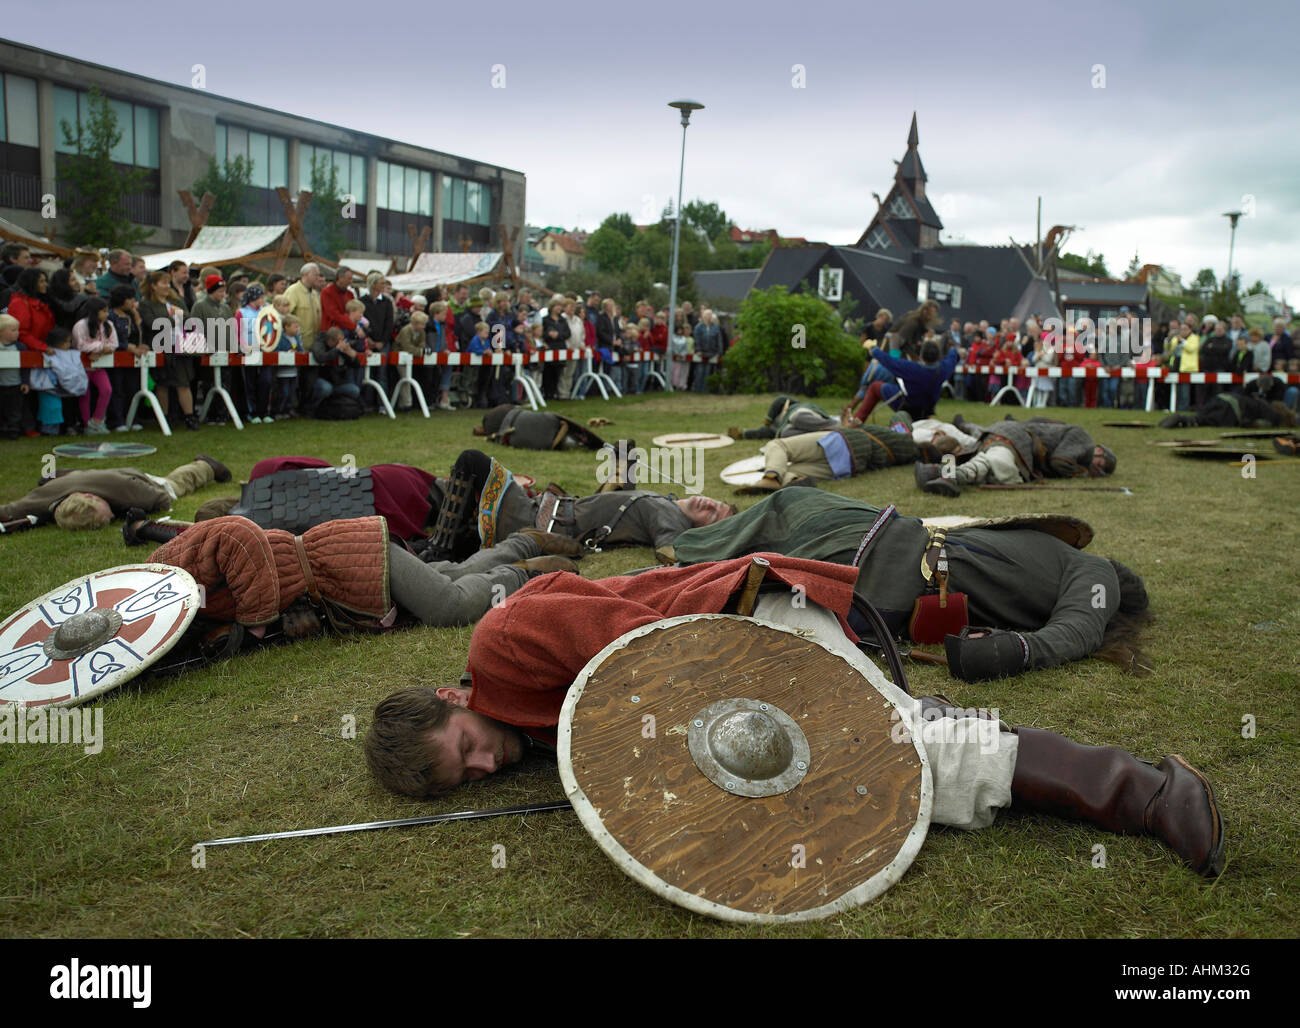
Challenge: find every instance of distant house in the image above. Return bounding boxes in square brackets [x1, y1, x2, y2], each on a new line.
[1243, 293, 1285, 318]
[1131, 264, 1184, 295]
[535, 231, 586, 273]
[728, 225, 808, 248]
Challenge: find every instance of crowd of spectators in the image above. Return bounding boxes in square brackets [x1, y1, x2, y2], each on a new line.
[853, 299, 1299, 415]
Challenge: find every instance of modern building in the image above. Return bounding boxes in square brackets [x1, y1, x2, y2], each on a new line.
[0, 37, 525, 259]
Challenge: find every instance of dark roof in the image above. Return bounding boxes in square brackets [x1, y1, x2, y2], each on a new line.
[753, 246, 829, 292]
[912, 192, 942, 229]
[1057, 282, 1149, 304]
[693, 269, 759, 307]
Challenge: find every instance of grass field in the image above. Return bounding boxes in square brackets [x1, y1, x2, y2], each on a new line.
[1, 391, 1297, 938]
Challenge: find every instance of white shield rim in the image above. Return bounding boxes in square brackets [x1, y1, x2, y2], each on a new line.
[0, 564, 201, 708]
[651, 432, 736, 450]
[719, 454, 766, 486]
[557, 613, 933, 924]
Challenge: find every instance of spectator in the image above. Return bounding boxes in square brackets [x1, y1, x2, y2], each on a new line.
[130, 257, 148, 289]
[691, 308, 723, 393]
[0, 313, 26, 439]
[1199, 319, 1233, 400]
[681, 300, 698, 329]
[1056, 320, 1087, 407]
[47, 268, 90, 331]
[139, 270, 198, 430]
[105, 284, 147, 432]
[239, 284, 274, 423]
[559, 298, 585, 401]
[1028, 319, 1056, 408]
[309, 326, 361, 411]
[266, 274, 288, 297]
[1268, 318, 1294, 367]
[96, 250, 136, 299]
[70, 297, 117, 434]
[669, 316, 692, 391]
[168, 260, 195, 312]
[283, 263, 323, 346]
[1227, 313, 1248, 343]
[1167, 321, 1198, 410]
[425, 300, 456, 411]
[274, 313, 304, 419]
[1248, 327, 1271, 373]
[363, 275, 395, 401]
[394, 310, 429, 412]
[893, 301, 941, 359]
[9, 267, 55, 352]
[32, 327, 87, 435]
[1098, 312, 1129, 408]
[541, 301, 571, 401]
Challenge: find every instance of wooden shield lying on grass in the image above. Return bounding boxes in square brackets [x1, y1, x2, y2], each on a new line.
[0, 565, 199, 707]
[558, 614, 930, 923]
[719, 454, 766, 486]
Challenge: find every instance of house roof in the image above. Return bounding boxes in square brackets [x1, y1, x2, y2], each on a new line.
[694, 269, 760, 307]
[1057, 281, 1149, 305]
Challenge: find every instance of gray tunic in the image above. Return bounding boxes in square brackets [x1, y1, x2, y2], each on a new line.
[495, 486, 692, 549]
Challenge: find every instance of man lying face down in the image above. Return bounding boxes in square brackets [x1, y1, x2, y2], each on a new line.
[365, 554, 1224, 878]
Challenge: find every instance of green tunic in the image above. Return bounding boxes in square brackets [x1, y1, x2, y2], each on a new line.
[673, 489, 1122, 672]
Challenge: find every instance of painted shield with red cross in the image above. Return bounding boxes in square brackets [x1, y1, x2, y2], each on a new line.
[0, 564, 200, 708]
[256, 306, 283, 352]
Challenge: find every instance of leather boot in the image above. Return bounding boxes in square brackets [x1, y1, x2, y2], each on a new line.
[122, 508, 190, 547]
[195, 454, 232, 482]
[1010, 726, 1225, 877]
[915, 462, 961, 497]
[510, 555, 580, 575]
[735, 472, 782, 495]
[519, 528, 584, 557]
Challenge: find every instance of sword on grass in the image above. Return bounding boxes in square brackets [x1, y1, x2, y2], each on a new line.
[977, 483, 1135, 494]
[198, 799, 573, 848]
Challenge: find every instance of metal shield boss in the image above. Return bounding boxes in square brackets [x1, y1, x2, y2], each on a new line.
[558, 614, 931, 923]
[0, 565, 201, 707]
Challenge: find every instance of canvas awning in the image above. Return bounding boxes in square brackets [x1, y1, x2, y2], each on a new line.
[337, 256, 397, 279]
[0, 214, 77, 258]
[141, 225, 288, 269]
[387, 252, 504, 292]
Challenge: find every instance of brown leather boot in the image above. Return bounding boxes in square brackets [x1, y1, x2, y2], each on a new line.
[519, 528, 584, 557]
[734, 472, 782, 495]
[510, 555, 581, 575]
[1011, 726, 1225, 877]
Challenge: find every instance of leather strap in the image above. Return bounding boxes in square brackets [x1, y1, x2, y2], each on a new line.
[852, 504, 896, 567]
[294, 533, 322, 605]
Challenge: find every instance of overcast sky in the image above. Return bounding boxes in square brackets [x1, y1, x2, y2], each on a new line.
[14, 0, 1300, 303]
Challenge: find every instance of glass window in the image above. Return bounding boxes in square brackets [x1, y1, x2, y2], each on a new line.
[451, 177, 465, 221]
[248, 131, 269, 187]
[465, 181, 479, 224]
[227, 124, 248, 167]
[916, 279, 928, 302]
[268, 136, 287, 188]
[404, 166, 419, 214]
[388, 163, 403, 211]
[53, 85, 78, 153]
[950, 286, 962, 310]
[419, 170, 432, 216]
[479, 185, 491, 227]
[351, 154, 366, 204]
[0, 76, 5, 142]
[133, 106, 159, 168]
[215, 122, 227, 164]
[441, 174, 452, 219]
[4, 74, 39, 148]
[300, 146, 315, 189]
[376, 160, 389, 208]
[107, 98, 133, 164]
[332, 150, 349, 192]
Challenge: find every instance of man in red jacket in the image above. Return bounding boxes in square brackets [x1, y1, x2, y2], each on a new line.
[364, 556, 1225, 878]
[320, 267, 368, 344]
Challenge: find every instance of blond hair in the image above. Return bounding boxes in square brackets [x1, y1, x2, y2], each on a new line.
[345, 299, 365, 313]
[0, 313, 19, 333]
[54, 493, 113, 530]
[410, 311, 430, 326]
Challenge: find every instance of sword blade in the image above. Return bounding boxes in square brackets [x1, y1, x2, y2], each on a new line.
[198, 799, 572, 848]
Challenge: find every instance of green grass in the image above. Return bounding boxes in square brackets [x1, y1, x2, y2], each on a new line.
[1, 393, 1296, 938]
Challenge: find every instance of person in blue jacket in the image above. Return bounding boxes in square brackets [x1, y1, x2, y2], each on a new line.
[845, 338, 958, 423]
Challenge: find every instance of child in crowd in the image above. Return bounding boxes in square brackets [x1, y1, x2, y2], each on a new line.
[426, 301, 455, 411]
[238, 284, 274, 423]
[72, 298, 118, 433]
[0, 314, 26, 439]
[344, 298, 371, 394]
[33, 328, 88, 435]
[670, 318, 692, 391]
[275, 313, 304, 418]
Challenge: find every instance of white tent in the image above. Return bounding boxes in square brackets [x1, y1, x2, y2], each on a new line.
[1011, 275, 1062, 325]
[338, 255, 397, 280]
[142, 225, 288, 269]
[387, 252, 504, 292]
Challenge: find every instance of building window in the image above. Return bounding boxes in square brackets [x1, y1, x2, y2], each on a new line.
[218, 125, 288, 188]
[52, 86, 159, 168]
[916, 279, 928, 302]
[1, 74, 39, 148]
[819, 267, 843, 302]
[376, 160, 433, 216]
[889, 194, 914, 219]
[950, 285, 962, 309]
[442, 174, 492, 226]
[300, 144, 366, 203]
[865, 228, 890, 250]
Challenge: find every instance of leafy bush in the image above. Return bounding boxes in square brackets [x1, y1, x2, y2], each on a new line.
[720, 286, 862, 396]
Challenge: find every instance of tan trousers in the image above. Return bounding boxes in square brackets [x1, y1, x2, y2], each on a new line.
[761, 431, 833, 484]
[956, 443, 1022, 486]
[148, 460, 215, 503]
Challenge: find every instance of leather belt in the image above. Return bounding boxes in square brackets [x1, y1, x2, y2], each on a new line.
[852, 504, 896, 567]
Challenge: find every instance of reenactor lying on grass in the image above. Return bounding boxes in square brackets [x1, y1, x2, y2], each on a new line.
[669, 489, 1150, 683]
[364, 553, 1224, 880]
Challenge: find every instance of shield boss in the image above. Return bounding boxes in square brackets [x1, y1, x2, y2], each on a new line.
[559, 614, 931, 923]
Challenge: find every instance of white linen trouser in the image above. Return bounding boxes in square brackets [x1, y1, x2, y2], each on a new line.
[753, 595, 1018, 830]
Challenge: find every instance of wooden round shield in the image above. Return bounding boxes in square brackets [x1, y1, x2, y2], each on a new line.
[1171, 447, 1277, 460]
[719, 454, 766, 486]
[0, 565, 200, 708]
[558, 614, 931, 923]
[651, 432, 735, 450]
[256, 306, 283, 352]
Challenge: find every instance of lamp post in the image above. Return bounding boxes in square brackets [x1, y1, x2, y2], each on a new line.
[666, 99, 704, 392]
[1222, 210, 1242, 297]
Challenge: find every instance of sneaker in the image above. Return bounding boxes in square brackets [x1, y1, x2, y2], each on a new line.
[131, 423, 144, 431]
[437, 401, 455, 411]
[88, 419, 110, 435]
[249, 416, 263, 424]
[113, 425, 130, 433]
[184, 415, 200, 432]
[263, 415, 275, 423]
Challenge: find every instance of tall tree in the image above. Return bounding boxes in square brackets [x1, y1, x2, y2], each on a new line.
[302, 156, 349, 261]
[683, 200, 728, 242]
[191, 156, 253, 225]
[57, 86, 152, 249]
[600, 212, 636, 238]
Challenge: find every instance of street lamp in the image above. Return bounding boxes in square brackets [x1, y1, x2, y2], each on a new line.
[666, 99, 704, 392]
[1222, 210, 1242, 297]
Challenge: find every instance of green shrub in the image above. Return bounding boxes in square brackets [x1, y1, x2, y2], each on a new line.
[721, 286, 862, 395]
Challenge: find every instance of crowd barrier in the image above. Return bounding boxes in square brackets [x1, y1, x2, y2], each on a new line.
[951, 363, 1300, 412]
[0, 348, 725, 436]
